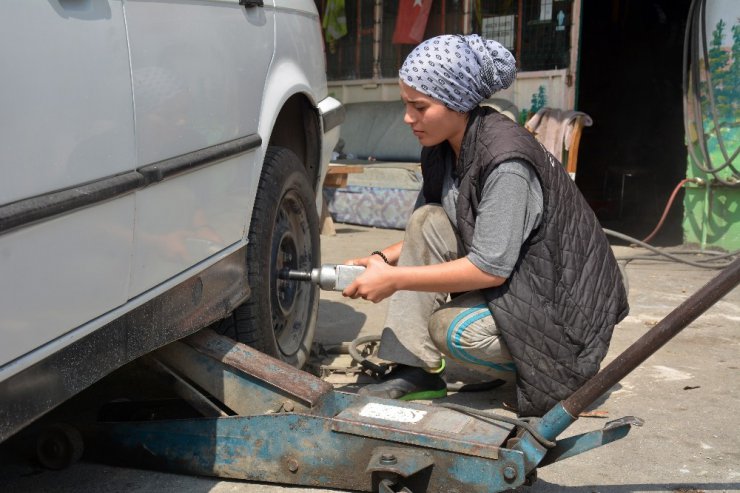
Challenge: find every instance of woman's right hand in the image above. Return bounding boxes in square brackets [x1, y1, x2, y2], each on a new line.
[342, 254, 397, 303]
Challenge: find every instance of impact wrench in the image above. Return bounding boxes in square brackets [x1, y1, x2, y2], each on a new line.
[280, 264, 366, 292]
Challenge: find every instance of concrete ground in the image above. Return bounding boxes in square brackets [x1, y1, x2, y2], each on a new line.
[1, 224, 738, 493]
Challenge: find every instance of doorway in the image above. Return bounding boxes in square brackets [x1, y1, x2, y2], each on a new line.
[576, 0, 691, 245]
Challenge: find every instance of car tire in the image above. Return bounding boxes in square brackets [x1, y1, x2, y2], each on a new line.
[219, 146, 320, 368]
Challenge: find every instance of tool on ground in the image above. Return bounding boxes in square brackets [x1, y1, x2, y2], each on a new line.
[57, 259, 738, 492]
[281, 264, 366, 291]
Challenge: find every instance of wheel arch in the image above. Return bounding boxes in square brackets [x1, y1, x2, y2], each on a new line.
[266, 93, 322, 191]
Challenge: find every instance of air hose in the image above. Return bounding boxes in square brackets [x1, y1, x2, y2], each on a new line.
[437, 403, 556, 449]
[348, 334, 391, 377]
[640, 178, 693, 244]
[605, 228, 737, 270]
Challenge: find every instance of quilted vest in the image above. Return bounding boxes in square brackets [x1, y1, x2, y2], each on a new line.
[422, 107, 629, 417]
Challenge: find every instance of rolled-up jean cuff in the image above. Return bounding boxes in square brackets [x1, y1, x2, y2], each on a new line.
[378, 327, 443, 369]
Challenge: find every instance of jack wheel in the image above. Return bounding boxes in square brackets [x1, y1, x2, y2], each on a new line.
[36, 424, 84, 470]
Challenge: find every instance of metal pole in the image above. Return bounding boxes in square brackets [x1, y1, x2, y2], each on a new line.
[562, 258, 740, 417]
[373, 0, 382, 79]
[462, 0, 472, 35]
[567, 0, 582, 109]
[355, 0, 361, 77]
[516, 0, 523, 67]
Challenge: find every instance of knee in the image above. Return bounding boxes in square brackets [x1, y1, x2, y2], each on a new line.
[428, 313, 449, 355]
[428, 311, 485, 355]
[428, 293, 489, 354]
[406, 204, 449, 237]
[428, 303, 503, 356]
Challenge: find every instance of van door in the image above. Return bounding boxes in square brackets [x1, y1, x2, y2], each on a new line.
[124, 0, 275, 296]
[0, 1, 137, 368]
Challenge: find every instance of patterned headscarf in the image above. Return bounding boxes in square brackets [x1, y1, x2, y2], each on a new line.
[399, 34, 517, 113]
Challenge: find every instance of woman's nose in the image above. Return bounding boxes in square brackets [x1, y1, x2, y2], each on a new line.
[404, 110, 415, 124]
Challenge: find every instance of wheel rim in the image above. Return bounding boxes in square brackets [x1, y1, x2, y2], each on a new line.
[270, 188, 314, 357]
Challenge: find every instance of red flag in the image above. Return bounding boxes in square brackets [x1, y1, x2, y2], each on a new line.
[392, 0, 433, 45]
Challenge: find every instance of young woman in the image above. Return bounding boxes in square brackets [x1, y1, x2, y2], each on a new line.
[342, 35, 628, 417]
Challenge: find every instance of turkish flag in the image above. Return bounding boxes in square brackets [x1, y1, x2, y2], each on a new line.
[392, 0, 434, 44]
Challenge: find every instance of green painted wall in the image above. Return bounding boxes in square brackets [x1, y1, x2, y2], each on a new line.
[683, 179, 739, 251]
[682, 1, 739, 251]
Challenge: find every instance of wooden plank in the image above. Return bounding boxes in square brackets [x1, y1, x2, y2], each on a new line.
[324, 173, 349, 188]
[327, 164, 365, 175]
[320, 196, 336, 236]
[321, 164, 364, 234]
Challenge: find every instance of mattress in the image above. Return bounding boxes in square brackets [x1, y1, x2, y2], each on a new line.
[323, 162, 422, 230]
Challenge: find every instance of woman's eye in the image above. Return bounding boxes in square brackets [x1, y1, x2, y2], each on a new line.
[415, 105, 426, 111]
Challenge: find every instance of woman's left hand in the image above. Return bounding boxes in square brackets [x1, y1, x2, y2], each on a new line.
[342, 255, 396, 303]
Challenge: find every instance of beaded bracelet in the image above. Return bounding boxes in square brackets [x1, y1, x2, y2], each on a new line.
[371, 250, 390, 264]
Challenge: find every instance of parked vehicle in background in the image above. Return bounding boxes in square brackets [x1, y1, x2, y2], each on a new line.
[0, 0, 342, 443]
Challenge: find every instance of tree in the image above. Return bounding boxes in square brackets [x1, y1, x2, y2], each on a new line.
[530, 85, 547, 114]
[701, 19, 736, 132]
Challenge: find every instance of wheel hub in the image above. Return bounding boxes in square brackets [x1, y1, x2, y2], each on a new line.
[275, 231, 299, 315]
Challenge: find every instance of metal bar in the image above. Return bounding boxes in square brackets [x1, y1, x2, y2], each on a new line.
[563, 258, 740, 417]
[145, 357, 228, 418]
[184, 330, 334, 408]
[373, 0, 382, 79]
[356, 0, 361, 77]
[567, 0, 583, 109]
[462, 0, 471, 34]
[156, 342, 291, 415]
[516, 0, 523, 66]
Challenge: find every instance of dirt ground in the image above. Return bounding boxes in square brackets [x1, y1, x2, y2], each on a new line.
[1, 224, 738, 493]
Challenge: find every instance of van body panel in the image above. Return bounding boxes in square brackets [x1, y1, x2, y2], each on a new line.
[124, 0, 275, 293]
[0, 1, 136, 366]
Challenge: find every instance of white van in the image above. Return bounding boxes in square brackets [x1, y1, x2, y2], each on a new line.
[0, 0, 342, 443]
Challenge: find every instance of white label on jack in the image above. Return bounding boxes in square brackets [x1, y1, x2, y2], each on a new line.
[359, 403, 427, 423]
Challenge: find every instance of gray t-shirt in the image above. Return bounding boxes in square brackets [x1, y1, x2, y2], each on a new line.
[436, 159, 543, 278]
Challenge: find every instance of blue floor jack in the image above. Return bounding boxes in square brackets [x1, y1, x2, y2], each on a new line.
[79, 259, 740, 492]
